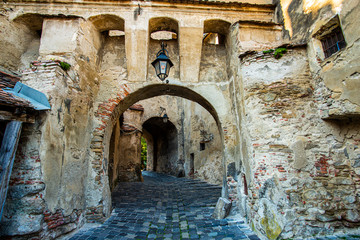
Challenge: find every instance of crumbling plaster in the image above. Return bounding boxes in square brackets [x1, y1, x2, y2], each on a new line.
[236, 46, 360, 239]
[231, 0, 360, 237]
[275, 0, 360, 118]
[308, 1, 360, 118]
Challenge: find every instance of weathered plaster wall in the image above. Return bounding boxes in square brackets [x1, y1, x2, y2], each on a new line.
[116, 108, 144, 182]
[237, 48, 360, 239]
[182, 99, 223, 185]
[237, 23, 282, 52]
[307, 2, 360, 119]
[228, 3, 360, 239]
[0, 16, 104, 238]
[0, 12, 39, 72]
[99, 33, 127, 82]
[276, 0, 345, 42]
[35, 18, 101, 217]
[117, 131, 143, 182]
[275, 0, 360, 119]
[200, 43, 227, 83]
[108, 119, 121, 190]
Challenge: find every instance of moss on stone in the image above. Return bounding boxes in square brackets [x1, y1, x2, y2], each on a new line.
[251, 220, 255, 231]
[260, 215, 282, 240]
[59, 61, 71, 71]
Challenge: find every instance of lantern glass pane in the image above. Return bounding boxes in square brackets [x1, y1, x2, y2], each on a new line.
[166, 62, 171, 75]
[154, 61, 160, 75]
[160, 61, 167, 74]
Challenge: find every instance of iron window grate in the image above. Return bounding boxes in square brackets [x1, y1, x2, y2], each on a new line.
[321, 27, 346, 58]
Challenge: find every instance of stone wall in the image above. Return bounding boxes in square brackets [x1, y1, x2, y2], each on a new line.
[236, 47, 360, 239]
[181, 99, 223, 185]
[108, 107, 144, 187]
[0, 16, 103, 237]
[223, 1, 360, 238]
[275, 0, 360, 120]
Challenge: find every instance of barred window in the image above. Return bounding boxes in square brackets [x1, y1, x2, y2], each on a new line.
[320, 27, 346, 58]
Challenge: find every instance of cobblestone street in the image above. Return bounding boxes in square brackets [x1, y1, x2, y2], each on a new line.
[68, 171, 259, 240]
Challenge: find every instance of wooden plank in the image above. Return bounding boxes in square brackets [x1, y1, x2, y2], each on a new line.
[0, 121, 22, 221]
[0, 110, 35, 123]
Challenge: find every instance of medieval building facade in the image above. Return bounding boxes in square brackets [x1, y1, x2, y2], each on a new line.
[0, 0, 359, 239]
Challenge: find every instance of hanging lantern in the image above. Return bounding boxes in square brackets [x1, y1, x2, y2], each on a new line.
[151, 42, 174, 83]
[162, 113, 169, 123]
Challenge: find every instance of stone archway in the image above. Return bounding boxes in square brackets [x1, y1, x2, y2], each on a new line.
[142, 117, 179, 175]
[86, 83, 232, 221]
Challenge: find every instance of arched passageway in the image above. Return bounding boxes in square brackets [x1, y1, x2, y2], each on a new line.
[88, 83, 230, 219]
[142, 117, 179, 175]
[101, 84, 224, 182]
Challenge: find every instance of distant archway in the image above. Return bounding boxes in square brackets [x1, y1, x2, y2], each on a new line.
[142, 117, 178, 175]
[102, 84, 224, 176]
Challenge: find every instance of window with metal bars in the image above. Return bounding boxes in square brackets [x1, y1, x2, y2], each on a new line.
[320, 27, 346, 58]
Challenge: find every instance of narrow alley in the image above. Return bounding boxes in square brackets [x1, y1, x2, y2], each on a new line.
[68, 172, 259, 240]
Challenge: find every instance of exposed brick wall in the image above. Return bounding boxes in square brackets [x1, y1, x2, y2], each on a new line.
[0, 119, 85, 239]
[42, 209, 83, 238]
[85, 205, 104, 223]
[227, 176, 238, 202]
[0, 123, 45, 237]
[86, 84, 133, 221]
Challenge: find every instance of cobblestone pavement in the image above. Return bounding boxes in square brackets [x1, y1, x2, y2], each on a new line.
[68, 171, 260, 240]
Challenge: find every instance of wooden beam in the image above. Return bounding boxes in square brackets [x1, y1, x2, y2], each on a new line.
[0, 110, 35, 123]
[0, 121, 22, 221]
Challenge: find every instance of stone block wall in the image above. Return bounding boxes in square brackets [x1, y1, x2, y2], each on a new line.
[236, 47, 360, 239]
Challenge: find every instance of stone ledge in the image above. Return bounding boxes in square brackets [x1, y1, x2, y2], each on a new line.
[239, 43, 307, 60]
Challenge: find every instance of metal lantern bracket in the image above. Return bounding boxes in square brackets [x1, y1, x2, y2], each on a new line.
[157, 42, 169, 58]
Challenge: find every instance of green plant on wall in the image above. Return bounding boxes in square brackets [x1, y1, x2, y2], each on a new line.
[262, 49, 274, 54]
[141, 137, 147, 170]
[262, 47, 288, 59]
[59, 61, 71, 71]
[273, 47, 287, 59]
